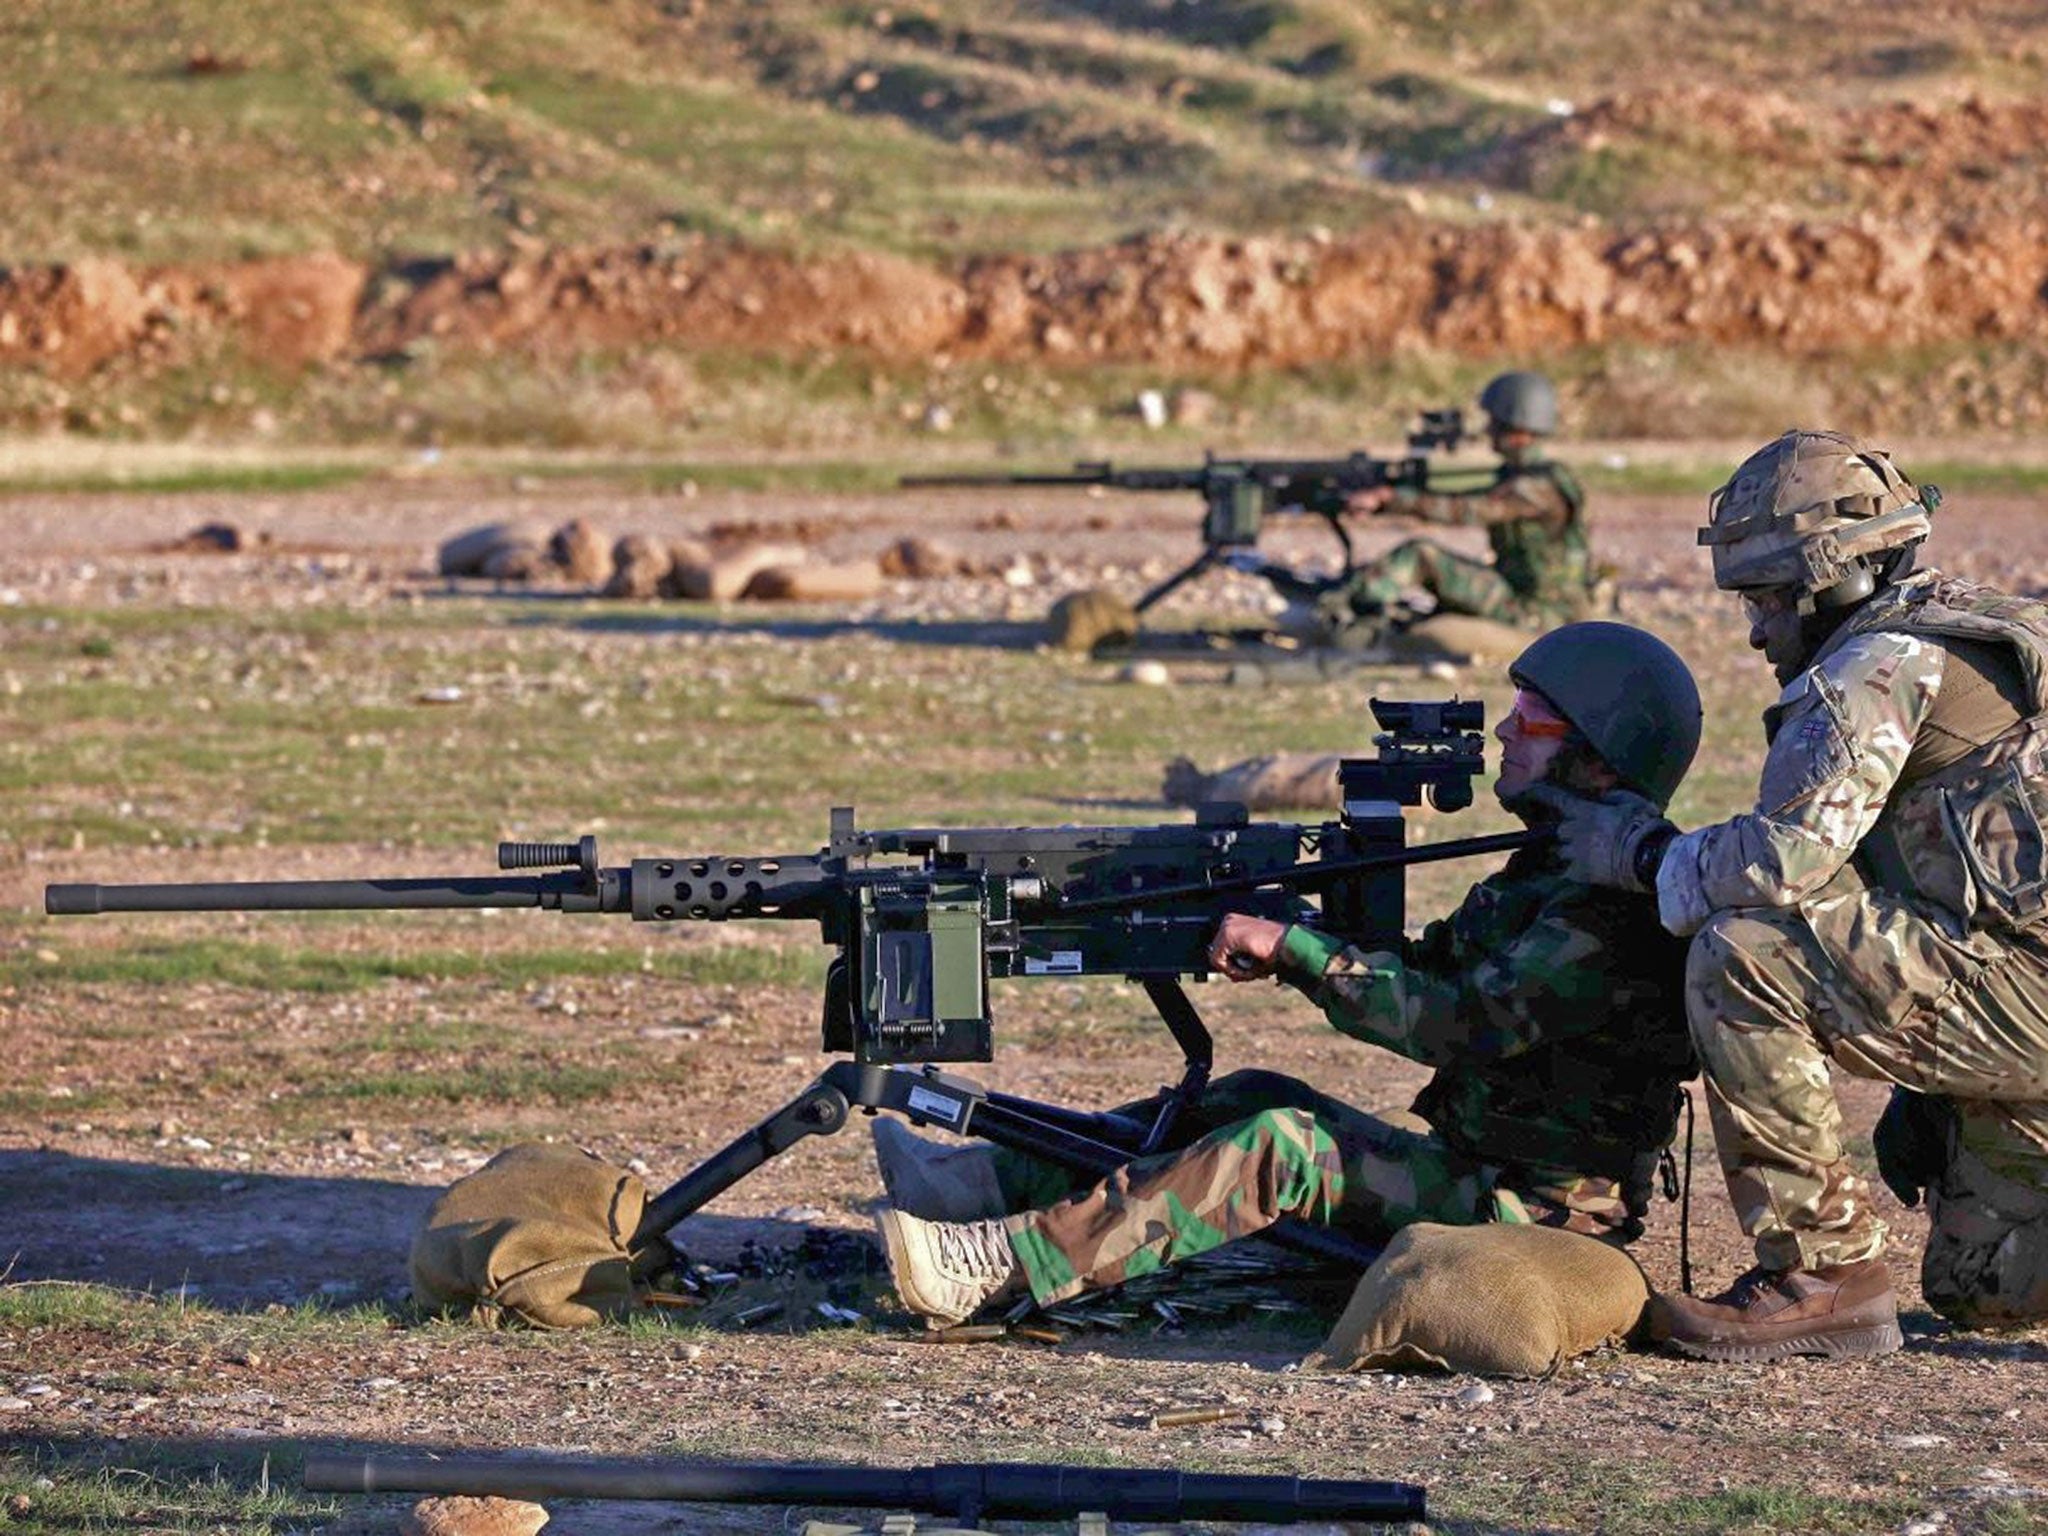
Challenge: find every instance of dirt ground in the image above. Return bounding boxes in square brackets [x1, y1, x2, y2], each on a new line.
[1, 473, 2046, 1535]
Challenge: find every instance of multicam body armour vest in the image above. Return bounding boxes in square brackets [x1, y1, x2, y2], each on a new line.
[1820, 573, 2048, 933]
[1491, 460, 1593, 619]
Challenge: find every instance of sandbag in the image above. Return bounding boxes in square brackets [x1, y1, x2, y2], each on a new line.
[547, 519, 613, 587]
[670, 542, 810, 602]
[1161, 751, 1344, 811]
[1046, 589, 1139, 652]
[410, 1142, 648, 1329]
[604, 533, 675, 599]
[1386, 613, 1531, 665]
[1303, 1221, 1650, 1378]
[879, 536, 966, 579]
[742, 559, 885, 602]
[438, 521, 544, 578]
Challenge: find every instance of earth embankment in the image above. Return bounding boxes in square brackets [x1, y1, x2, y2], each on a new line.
[4, 215, 2043, 381]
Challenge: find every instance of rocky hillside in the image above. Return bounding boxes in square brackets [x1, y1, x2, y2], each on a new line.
[5, 0, 2047, 444]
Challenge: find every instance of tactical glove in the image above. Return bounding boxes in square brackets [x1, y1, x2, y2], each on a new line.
[1517, 784, 1675, 893]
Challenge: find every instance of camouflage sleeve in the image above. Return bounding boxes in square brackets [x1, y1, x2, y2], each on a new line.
[1654, 631, 1947, 936]
[1385, 476, 1568, 530]
[1271, 909, 1626, 1068]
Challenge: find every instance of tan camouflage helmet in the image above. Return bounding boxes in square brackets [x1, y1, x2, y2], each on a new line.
[1698, 429, 1934, 597]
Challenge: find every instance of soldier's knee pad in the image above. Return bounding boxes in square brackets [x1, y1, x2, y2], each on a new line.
[1923, 1210, 2048, 1327]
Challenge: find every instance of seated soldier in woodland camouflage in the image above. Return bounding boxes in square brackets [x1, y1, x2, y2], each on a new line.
[1337, 371, 1597, 630]
[873, 622, 1704, 1327]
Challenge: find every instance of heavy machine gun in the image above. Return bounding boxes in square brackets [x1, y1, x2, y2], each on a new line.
[47, 700, 1535, 1272]
[902, 410, 1472, 620]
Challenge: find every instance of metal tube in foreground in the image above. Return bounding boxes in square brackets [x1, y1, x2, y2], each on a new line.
[302, 1452, 1426, 1525]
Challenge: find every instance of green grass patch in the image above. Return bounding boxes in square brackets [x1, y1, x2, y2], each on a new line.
[0, 1450, 332, 1536]
[5, 939, 823, 993]
[0, 464, 374, 495]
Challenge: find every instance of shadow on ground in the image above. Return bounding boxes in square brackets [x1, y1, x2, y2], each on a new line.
[0, 1150, 785, 1313]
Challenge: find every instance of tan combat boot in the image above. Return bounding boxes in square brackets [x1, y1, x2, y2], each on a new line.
[876, 1209, 1025, 1327]
[872, 1118, 1007, 1223]
[1650, 1258, 1902, 1362]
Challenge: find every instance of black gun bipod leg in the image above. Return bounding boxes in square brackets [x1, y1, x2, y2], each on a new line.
[632, 982, 1379, 1276]
[1132, 549, 1220, 615]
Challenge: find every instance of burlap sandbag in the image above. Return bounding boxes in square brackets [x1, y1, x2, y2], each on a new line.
[1046, 589, 1139, 652]
[437, 521, 544, 577]
[742, 559, 885, 602]
[1385, 613, 1531, 665]
[410, 1143, 648, 1329]
[1303, 1221, 1651, 1378]
[1162, 751, 1344, 811]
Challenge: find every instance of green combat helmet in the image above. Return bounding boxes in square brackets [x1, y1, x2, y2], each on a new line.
[1478, 371, 1559, 437]
[1509, 621, 1702, 809]
[1698, 429, 1936, 609]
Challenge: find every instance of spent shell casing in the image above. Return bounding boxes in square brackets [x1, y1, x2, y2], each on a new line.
[733, 1301, 784, 1328]
[928, 1323, 1008, 1344]
[1150, 1406, 1237, 1430]
[641, 1290, 703, 1309]
[1011, 1325, 1065, 1345]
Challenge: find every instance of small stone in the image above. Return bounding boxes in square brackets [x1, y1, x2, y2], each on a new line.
[0, 1399, 31, 1412]
[1256, 1414, 1286, 1436]
[1455, 1382, 1495, 1407]
[1120, 660, 1171, 687]
[400, 1496, 550, 1536]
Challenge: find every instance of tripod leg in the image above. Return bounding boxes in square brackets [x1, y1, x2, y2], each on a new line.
[633, 1075, 853, 1252]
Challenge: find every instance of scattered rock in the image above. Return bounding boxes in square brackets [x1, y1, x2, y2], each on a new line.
[1456, 1382, 1496, 1407]
[400, 1496, 549, 1536]
[1120, 659, 1171, 687]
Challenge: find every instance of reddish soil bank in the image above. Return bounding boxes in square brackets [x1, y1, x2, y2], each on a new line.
[2, 214, 2044, 380]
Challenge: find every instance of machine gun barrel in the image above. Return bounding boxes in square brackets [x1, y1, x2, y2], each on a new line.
[302, 1450, 1426, 1525]
[43, 871, 615, 916]
[902, 463, 1206, 492]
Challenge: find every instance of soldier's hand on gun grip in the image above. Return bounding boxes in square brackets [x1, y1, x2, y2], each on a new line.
[1518, 784, 1675, 893]
[1346, 486, 1395, 517]
[1208, 913, 1287, 982]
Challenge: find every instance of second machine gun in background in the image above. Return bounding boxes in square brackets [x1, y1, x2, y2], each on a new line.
[903, 409, 1471, 623]
[47, 700, 1536, 1274]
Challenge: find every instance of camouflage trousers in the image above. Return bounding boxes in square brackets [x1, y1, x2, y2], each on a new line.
[1687, 873, 2048, 1319]
[997, 1069, 1533, 1307]
[1343, 538, 1521, 622]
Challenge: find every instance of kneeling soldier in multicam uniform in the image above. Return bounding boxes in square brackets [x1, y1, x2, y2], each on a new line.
[1337, 371, 1597, 629]
[1536, 430, 2048, 1362]
[873, 621, 1703, 1328]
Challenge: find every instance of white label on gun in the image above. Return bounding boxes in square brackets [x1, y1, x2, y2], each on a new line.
[908, 1086, 966, 1125]
[1024, 951, 1085, 975]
